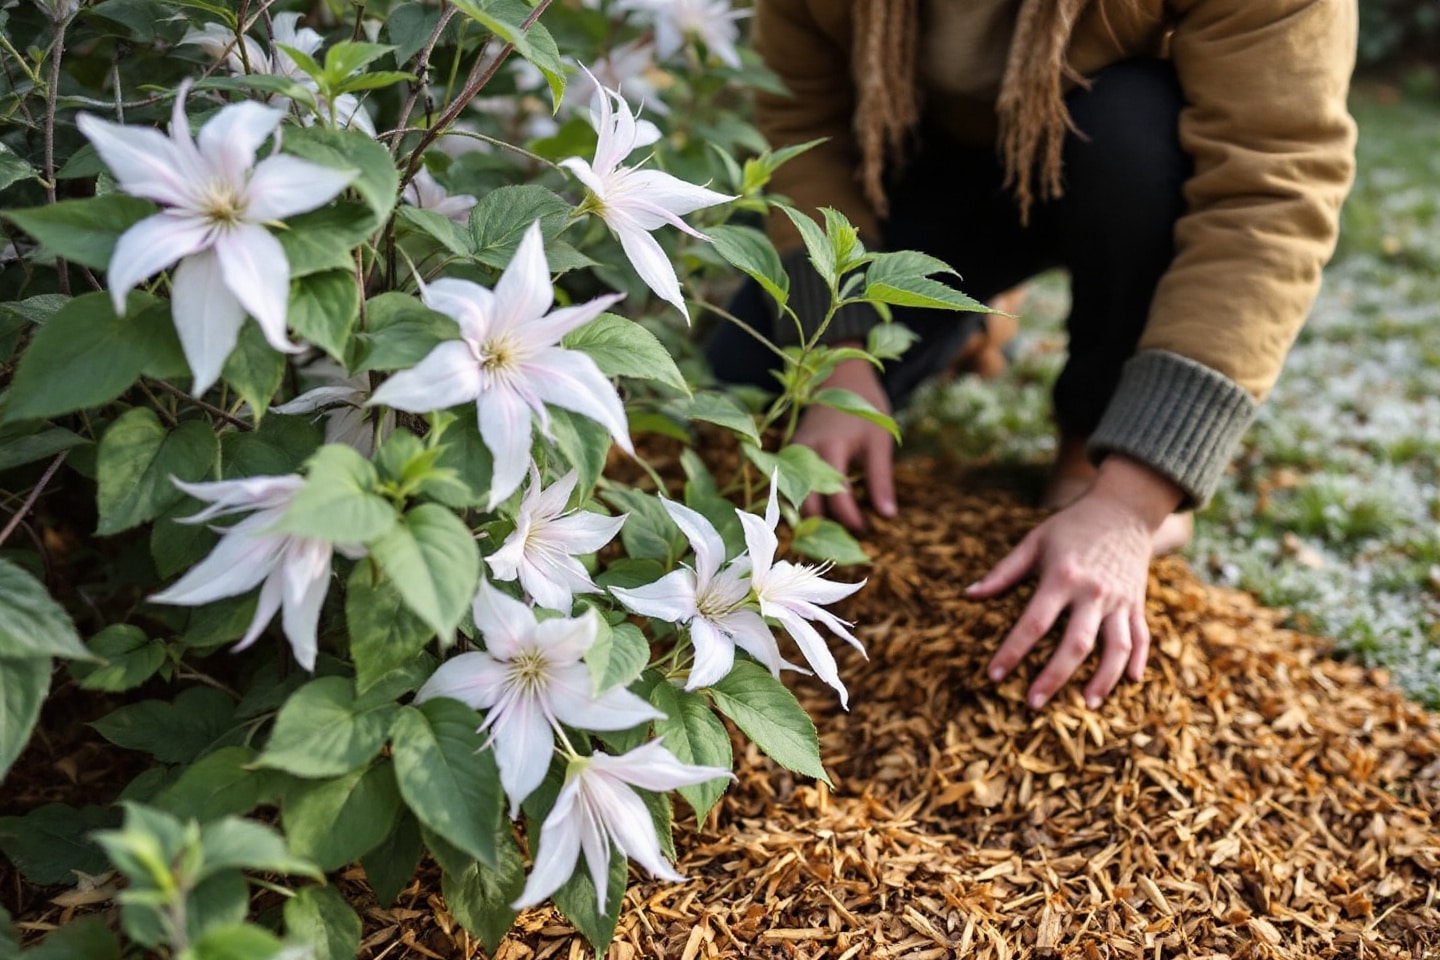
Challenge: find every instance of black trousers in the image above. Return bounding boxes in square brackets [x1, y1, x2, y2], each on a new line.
[708, 58, 1190, 437]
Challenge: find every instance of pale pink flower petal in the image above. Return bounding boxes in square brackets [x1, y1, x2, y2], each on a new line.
[73, 114, 197, 207]
[246, 154, 356, 222]
[414, 650, 511, 709]
[686, 616, 736, 689]
[370, 341, 485, 413]
[105, 212, 213, 312]
[170, 249, 247, 396]
[215, 223, 298, 354]
[195, 100, 282, 186]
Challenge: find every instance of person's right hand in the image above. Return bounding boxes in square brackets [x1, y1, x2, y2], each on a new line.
[791, 356, 897, 533]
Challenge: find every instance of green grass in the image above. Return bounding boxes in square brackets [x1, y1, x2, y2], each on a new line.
[905, 84, 1440, 706]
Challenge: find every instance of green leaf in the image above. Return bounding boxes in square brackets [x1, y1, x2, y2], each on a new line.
[23, 917, 120, 960]
[183, 872, 257, 946]
[707, 660, 829, 785]
[427, 409, 494, 508]
[177, 923, 287, 960]
[257, 676, 397, 778]
[0, 143, 36, 193]
[283, 760, 402, 871]
[222, 321, 288, 417]
[284, 884, 362, 960]
[683, 392, 760, 445]
[647, 682, 733, 819]
[562, 313, 689, 395]
[369, 504, 480, 643]
[387, 4, 447, 64]
[397, 205, 473, 257]
[70, 624, 166, 691]
[867, 321, 919, 362]
[354, 293, 458, 373]
[153, 747, 282, 823]
[811, 387, 900, 441]
[91, 686, 237, 765]
[551, 844, 626, 953]
[280, 203, 378, 277]
[600, 488, 683, 564]
[0, 558, 89, 660]
[0, 656, 50, 783]
[290, 270, 361, 362]
[0, 804, 115, 886]
[221, 414, 322, 478]
[275, 444, 397, 543]
[776, 204, 836, 289]
[708, 224, 790, 308]
[467, 184, 573, 269]
[196, 817, 322, 882]
[594, 558, 666, 591]
[0, 424, 89, 473]
[95, 411, 217, 536]
[390, 700, 504, 869]
[863, 250, 989, 312]
[346, 562, 435, 695]
[284, 126, 399, 222]
[2, 292, 183, 422]
[584, 619, 650, 695]
[744, 443, 846, 510]
[440, 830, 525, 954]
[360, 810, 422, 907]
[322, 40, 397, 82]
[3, 195, 155, 269]
[452, 0, 567, 107]
[790, 516, 871, 566]
[546, 406, 613, 499]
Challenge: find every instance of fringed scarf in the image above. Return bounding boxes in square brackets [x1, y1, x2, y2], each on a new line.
[852, 0, 1093, 222]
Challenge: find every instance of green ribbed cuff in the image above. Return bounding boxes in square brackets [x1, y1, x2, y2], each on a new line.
[1088, 351, 1258, 509]
[778, 248, 883, 347]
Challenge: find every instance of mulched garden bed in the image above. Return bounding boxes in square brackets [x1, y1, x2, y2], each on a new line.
[9, 455, 1440, 958]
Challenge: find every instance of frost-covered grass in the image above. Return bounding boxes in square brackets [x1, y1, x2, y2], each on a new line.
[905, 86, 1440, 706]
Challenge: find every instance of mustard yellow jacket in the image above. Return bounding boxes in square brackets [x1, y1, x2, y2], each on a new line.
[753, 0, 1358, 505]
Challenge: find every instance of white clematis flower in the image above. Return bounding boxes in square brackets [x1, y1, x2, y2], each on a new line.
[487, 465, 626, 612]
[736, 480, 866, 708]
[402, 165, 478, 223]
[183, 14, 376, 134]
[565, 40, 669, 117]
[414, 579, 661, 817]
[149, 476, 363, 671]
[367, 220, 632, 509]
[77, 86, 354, 395]
[559, 76, 733, 320]
[270, 359, 394, 457]
[616, 0, 749, 70]
[513, 739, 732, 912]
[610, 498, 789, 689]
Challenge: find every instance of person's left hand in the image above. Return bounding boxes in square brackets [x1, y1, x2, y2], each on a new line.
[965, 456, 1185, 709]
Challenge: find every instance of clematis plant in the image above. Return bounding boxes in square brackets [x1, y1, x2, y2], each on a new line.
[617, 0, 749, 70]
[77, 85, 353, 394]
[368, 220, 632, 507]
[561, 75, 734, 318]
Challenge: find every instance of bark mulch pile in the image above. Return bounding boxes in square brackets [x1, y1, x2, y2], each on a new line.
[10, 456, 1440, 958]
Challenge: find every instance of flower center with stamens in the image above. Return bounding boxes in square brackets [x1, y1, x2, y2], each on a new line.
[198, 179, 246, 225]
[508, 648, 550, 696]
[480, 337, 518, 375]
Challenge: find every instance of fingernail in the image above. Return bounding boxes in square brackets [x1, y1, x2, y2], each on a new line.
[1028, 692, 1047, 710]
[988, 665, 1004, 682]
[966, 581, 983, 595]
[879, 500, 897, 517]
[1086, 694, 1101, 710]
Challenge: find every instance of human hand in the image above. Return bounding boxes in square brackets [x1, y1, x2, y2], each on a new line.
[966, 456, 1185, 709]
[792, 356, 896, 533]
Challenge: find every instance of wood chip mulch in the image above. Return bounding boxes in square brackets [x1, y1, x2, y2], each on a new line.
[10, 455, 1440, 958]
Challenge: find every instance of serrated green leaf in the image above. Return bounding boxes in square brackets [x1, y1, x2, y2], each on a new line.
[562, 313, 689, 395]
[354, 293, 459, 373]
[360, 810, 422, 907]
[177, 923, 287, 960]
[284, 884, 362, 960]
[346, 562, 436, 694]
[600, 488, 683, 564]
[0, 803, 115, 886]
[810, 387, 900, 441]
[0, 558, 89, 660]
[584, 619, 650, 695]
[0, 143, 35, 193]
[282, 760, 402, 871]
[22, 916, 120, 960]
[70, 624, 165, 691]
[153, 747, 281, 823]
[439, 830, 525, 955]
[776, 204, 835, 289]
[0, 656, 50, 782]
[275, 444, 397, 543]
[708, 224, 790, 308]
[452, 0, 566, 107]
[546, 406, 613, 499]
[3, 195, 155, 269]
[744, 443, 847, 510]
[551, 843, 626, 952]
[707, 660, 829, 785]
[196, 817, 322, 882]
[0, 424, 89, 473]
[290, 270, 361, 362]
[91, 686, 237, 765]
[390, 700, 504, 868]
[683, 392, 761, 445]
[647, 682, 732, 819]
[222, 320, 288, 417]
[95, 410, 217, 536]
[369, 504, 479, 642]
[279, 202, 378, 277]
[257, 676, 397, 778]
[397, 205, 473, 257]
[467, 184, 573, 269]
[862, 250, 989, 313]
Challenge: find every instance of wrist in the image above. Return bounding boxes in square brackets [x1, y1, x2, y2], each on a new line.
[1087, 454, 1185, 531]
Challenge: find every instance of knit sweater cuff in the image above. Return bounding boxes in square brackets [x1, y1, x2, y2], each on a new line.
[1088, 351, 1258, 510]
[778, 248, 883, 347]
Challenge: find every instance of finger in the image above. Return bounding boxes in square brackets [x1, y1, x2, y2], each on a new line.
[1128, 607, 1152, 682]
[826, 484, 867, 534]
[1027, 598, 1104, 709]
[986, 573, 1069, 684]
[865, 436, 897, 518]
[1084, 612, 1132, 708]
[968, 530, 1041, 598]
[801, 491, 824, 519]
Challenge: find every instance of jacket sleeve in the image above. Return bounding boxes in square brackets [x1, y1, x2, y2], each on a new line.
[752, 0, 885, 345]
[1089, 0, 1358, 506]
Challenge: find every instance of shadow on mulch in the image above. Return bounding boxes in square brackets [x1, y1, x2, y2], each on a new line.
[7, 456, 1439, 959]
